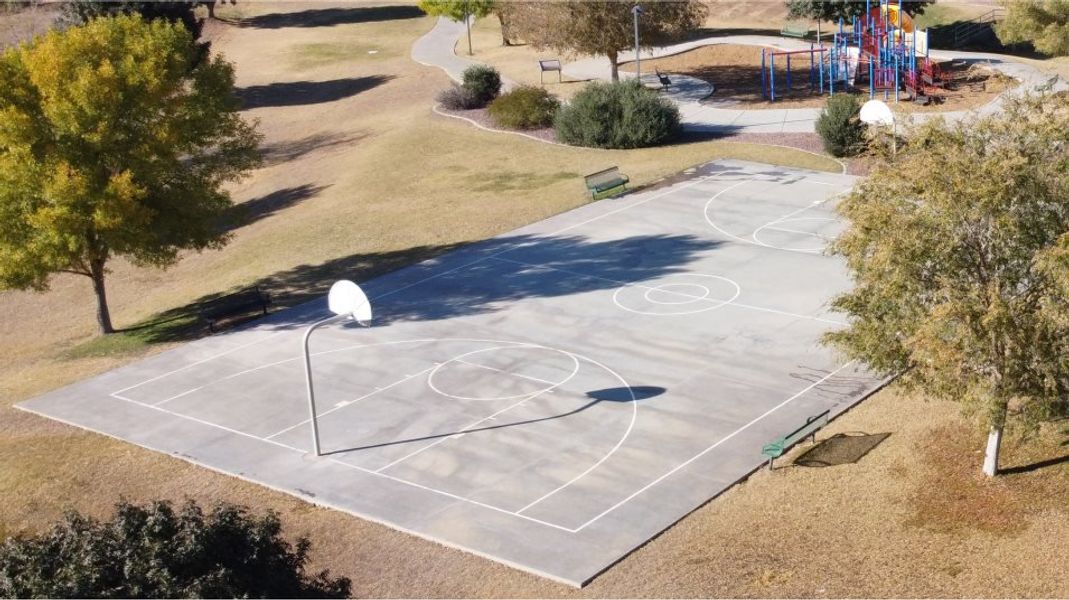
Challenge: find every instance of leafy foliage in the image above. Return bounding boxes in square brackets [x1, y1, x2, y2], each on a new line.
[488, 85, 560, 129]
[506, 1, 706, 81]
[417, 0, 493, 22]
[825, 92, 1069, 472]
[815, 94, 867, 157]
[461, 64, 502, 105]
[0, 14, 261, 333]
[785, 0, 933, 23]
[555, 80, 681, 149]
[437, 83, 482, 110]
[0, 500, 351, 598]
[418, 0, 494, 55]
[996, 0, 1069, 56]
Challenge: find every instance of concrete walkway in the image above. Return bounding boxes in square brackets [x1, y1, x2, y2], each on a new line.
[414, 17, 1066, 134]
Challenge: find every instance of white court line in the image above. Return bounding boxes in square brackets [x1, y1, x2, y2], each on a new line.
[374, 385, 557, 473]
[491, 256, 845, 326]
[111, 330, 289, 396]
[361, 172, 733, 307]
[112, 393, 305, 454]
[327, 458, 577, 533]
[570, 360, 857, 532]
[515, 353, 638, 515]
[704, 180, 849, 255]
[454, 358, 559, 386]
[117, 389, 581, 532]
[264, 366, 437, 440]
[763, 225, 833, 238]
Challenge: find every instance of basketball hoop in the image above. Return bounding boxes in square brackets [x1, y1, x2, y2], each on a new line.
[304, 280, 373, 456]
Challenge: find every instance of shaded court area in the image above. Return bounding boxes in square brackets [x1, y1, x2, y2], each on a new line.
[20, 160, 887, 586]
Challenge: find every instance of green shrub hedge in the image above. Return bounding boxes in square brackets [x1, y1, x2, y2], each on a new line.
[487, 86, 560, 130]
[816, 94, 867, 157]
[461, 64, 501, 105]
[554, 80, 681, 149]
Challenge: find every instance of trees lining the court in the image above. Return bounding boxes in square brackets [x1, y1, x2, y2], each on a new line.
[825, 91, 1069, 476]
[0, 14, 261, 334]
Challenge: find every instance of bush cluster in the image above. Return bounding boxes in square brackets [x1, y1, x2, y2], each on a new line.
[555, 80, 681, 149]
[436, 84, 482, 110]
[488, 85, 560, 130]
[0, 500, 351, 598]
[461, 64, 502, 105]
[437, 64, 502, 111]
[816, 94, 867, 157]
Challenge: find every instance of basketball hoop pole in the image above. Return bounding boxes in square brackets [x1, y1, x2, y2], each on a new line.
[303, 280, 373, 457]
[302, 314, 339, 457]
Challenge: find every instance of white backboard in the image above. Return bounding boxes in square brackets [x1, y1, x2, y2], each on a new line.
[860, 99, 895, 127]
[327, 280, 372, 325]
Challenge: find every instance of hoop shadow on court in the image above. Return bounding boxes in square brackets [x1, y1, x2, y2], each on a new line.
[322, 386, 666, 457]
[793, 432, 891, 468]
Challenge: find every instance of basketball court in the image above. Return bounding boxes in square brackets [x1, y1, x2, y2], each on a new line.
[20, 160, 887, 586]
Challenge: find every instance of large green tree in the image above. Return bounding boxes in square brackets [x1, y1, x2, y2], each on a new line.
[996, 0, 1069, 56]
[0, 14, 261, 334]
[507, 1, 707, 81]
[825, 92, 1069, 476]
[785, 0, 933, 25]
[418, 0, 495, 56]
[0, 500, 351, 598]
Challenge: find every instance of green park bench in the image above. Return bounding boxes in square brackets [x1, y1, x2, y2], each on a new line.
[199, 286, 271, 333]
[584, 166, 630, 199]
[761, 409, 830, 469]
[781, 20, 811, 39]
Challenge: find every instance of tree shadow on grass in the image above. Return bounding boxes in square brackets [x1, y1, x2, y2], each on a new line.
[238, 5, 425, 29]
[236, 76, 394, 109]
[261, 132, 370, 166]
[227, 184, 331, 230]
[76, 233, 721, 354]
[1000, 454, 1069, 475]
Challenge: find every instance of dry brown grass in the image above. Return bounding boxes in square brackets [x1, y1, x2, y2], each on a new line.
[2, 3, 1068, 597]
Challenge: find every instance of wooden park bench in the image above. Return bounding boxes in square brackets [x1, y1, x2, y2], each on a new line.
[539, 58, 562, 84]
[584, 166, 629, 199]
[199, 286, 271, 333]
[761, 409, 830, 469]
[780, 20, 811, 39]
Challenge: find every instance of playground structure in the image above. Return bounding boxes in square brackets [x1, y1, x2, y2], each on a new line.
[762, 0, 943, 103]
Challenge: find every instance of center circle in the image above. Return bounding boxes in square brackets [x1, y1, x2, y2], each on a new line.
[612, 274, 741, 317]
[427, 344, 579, 402]
[643, 283, 711, 305]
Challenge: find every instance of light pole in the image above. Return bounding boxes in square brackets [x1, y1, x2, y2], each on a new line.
[303, 280, 372, 456]
[632, 4, 643, 83]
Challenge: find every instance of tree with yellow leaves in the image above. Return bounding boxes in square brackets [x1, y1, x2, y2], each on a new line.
[0, 14, 261, 334]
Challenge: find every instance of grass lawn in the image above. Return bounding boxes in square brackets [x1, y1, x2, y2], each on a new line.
[1, 2, 1067, 597]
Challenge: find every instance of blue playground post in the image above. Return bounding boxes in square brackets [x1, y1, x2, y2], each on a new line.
[770, 52, 776, 101]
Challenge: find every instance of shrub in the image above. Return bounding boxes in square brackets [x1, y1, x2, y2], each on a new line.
[461, 64, 502, 105]
[816, 94, 867, 157]
[0, 500, 351, 598]
[554, 80, 681, 149]
[487, 86, 561, 130]
[437, 84, 482, 110]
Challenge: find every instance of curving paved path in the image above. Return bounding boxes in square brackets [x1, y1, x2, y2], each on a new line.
[414, 17, 1066, 134]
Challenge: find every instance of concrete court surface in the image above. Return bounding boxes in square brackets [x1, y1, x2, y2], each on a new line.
[20, 160, 887, 587]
